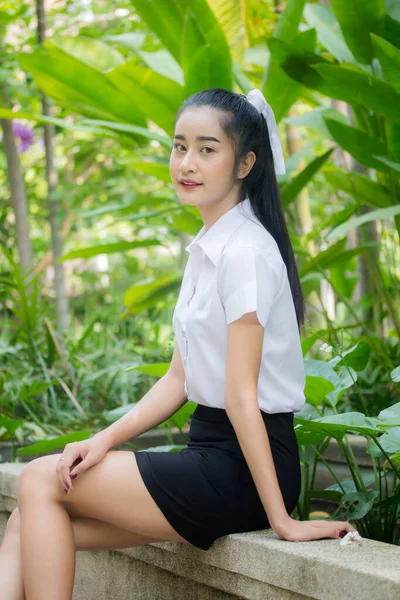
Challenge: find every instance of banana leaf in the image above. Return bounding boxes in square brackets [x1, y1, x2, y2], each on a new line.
[329, 0, 385, 65]
[324, 168, 391, 209]
[371, 34, 400, 92]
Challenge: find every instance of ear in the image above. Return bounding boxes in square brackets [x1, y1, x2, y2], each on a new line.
[237, 151, 256, 179]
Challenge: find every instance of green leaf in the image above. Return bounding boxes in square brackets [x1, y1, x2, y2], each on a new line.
[181, 12, 205, 74]
[263, 8, 314, 123]
[105, 403, 136, 422]
[323, 119, 387, 171]
[304, 375, 336, 407]
[185, 45, 232, 96]
[106, 63, 184, 135]
[283, 106, 348, 139]
[377, 427, 400, 454]
[170, 209, 202, 235]
[372, 155, 400, 172]
[104, 33, 184, 84]
[60, 239, 162, 261]
[160, 400, 197, 430]
[274, 0, 307, 41]
[280, 149, 334, 206]
[133, 0, 231, 74]
[306, 490, 343, 503]
[130, 161, 171, 182]
[324, 167, 391, 209]
[0, 414, 24, 436]
[125, 363, 170, 377]
[325, 366, 357, 407]
[0, 108, 119, 138]
[17, 45, 147, 125]
[123, 274, 182, 313]
[300, 238, 364, 276]
[130, 0, 184, 62]
[378, 402, 400, 422]
[315, 63, 400, 120]
[337, 490, 379, 520]
[330, 0, 386, 64]
[382, 13, 400, 49]
[304, 359, 341, 387]
[295, 412, 381, 440]
[325, 474, 375, 494]
[391, 367, 400, 382]
[326, 204, 400, 242]
[295, 427, 326, 447]
[51, 36, 125, 72]
[79, 119, 172, 148]
[304, 3, 357, 64]
[271, 41, 400, 119]
[17, 431, 92, 455]
[334, 342, 371, 371]
[371, 34, 400, 92]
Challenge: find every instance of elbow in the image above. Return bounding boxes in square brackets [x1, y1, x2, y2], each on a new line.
[224, 386, 258, 413]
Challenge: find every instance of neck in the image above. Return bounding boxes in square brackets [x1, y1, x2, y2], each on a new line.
[199, 188, 245, 231]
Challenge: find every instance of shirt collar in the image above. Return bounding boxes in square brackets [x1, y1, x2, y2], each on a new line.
[185, 197, 256, 266]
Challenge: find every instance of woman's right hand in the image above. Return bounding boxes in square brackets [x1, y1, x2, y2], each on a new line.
[275, 517, 357, 542]
[55, 433, 110, 493]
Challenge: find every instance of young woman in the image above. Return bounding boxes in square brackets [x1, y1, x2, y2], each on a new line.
[0, 87, 356, 599]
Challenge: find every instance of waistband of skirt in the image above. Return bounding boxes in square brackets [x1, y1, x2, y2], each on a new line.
[193, 403, 294, 422]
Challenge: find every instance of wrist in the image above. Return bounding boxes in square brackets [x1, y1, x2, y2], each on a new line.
[92, 428, 114, 450]
[270, 514, 294, 538]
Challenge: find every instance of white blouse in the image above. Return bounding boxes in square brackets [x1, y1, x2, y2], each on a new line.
[172, 197, 306, 414]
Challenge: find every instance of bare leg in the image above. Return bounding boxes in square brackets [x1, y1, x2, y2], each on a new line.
[17, 450, 187, 600]
[0, 506, 170, 600]
[0, 510, 25, 600]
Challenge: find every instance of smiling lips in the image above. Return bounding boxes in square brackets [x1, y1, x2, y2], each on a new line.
[180, 180, 203, 190]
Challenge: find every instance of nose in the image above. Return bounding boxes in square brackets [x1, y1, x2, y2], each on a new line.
[179, 149, 197, 173]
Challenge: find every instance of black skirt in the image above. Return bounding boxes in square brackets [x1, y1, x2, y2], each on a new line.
[134, 403, 301, 550]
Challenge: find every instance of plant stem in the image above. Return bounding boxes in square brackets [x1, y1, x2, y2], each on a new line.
[311, 444, 346, 493]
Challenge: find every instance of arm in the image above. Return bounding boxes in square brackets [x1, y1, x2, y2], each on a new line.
[224, 311, 356, 542]
[95, 342, 187, 450]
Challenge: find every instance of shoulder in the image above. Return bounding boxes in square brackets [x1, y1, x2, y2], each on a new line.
[219, 219, 285, 276]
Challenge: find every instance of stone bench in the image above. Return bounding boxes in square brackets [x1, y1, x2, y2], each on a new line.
[1, 462, 399, 600]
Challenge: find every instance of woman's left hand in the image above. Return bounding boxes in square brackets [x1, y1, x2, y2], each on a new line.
[275, 517, 357, 542]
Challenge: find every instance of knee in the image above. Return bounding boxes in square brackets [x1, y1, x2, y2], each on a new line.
[18, 455, 60, 503]
[5, 508, 20, 537]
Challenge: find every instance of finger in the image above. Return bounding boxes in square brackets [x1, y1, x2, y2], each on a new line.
[337, 521, 357, 533]
[56, 454, 77, 491]
[317, 526, 341, 540]
[69, 456, 84, 479]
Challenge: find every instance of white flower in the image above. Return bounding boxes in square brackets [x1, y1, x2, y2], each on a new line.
[340, 531, 362, 545]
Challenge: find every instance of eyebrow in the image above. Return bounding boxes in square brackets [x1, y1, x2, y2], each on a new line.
[173, 134, 221, 143]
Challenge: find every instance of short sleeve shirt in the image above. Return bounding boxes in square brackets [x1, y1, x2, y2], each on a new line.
[172, 197, 306, 414]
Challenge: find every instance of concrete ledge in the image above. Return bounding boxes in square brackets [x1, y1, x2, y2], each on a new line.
[1, 462, 400, 600]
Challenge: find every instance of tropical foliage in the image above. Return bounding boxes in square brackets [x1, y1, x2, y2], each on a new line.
[0, 0, 399, 543]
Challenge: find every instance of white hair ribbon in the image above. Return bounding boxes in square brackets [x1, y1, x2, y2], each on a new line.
[246, 89, 286, 175]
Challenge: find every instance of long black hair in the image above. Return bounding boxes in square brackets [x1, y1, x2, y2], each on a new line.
[174, 88, 305, 330]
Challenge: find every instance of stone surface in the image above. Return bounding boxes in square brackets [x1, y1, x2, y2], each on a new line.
[1, 462, 399, 600]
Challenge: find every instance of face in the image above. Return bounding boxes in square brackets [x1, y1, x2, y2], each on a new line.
[169, 106, 243, 210]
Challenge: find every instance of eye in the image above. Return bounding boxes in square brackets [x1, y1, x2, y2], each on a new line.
[173, 143, 185, 151]
[201, 147, 214, 153]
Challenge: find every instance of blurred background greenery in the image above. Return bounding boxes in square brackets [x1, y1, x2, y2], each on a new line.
[0, 0, 399, 542]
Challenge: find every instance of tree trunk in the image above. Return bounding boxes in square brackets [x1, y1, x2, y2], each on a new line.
[36, 0, 69, 334]
[0, 112, 33, 272]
